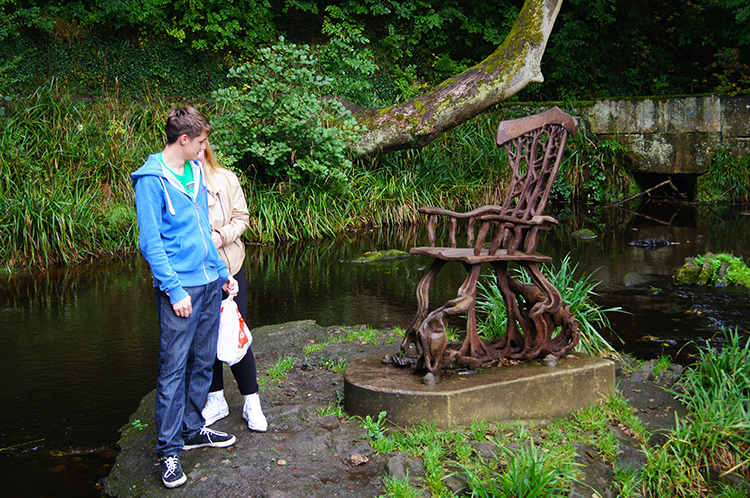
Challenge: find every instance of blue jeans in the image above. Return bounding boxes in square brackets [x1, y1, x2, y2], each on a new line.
[154, 280, 221, 458]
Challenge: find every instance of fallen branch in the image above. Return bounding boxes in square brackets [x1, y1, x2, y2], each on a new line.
[605, 178, 683, 207]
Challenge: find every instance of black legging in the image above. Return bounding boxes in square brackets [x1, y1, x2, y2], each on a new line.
[209, 267, 259, 395]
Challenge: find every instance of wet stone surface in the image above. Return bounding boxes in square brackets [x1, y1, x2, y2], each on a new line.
[103, 321, 699, 497]
[103, 321, 397, 498]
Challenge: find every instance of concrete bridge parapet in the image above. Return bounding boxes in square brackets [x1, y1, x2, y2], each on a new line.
[578, 95, 750, 175]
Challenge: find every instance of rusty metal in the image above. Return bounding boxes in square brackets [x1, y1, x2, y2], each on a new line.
[388, 107, 581, 375]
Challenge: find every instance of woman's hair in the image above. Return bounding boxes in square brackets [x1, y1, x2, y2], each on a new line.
[201, 141, 231, 191]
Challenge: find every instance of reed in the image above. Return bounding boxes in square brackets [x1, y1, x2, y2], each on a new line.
[243, 134, 502, 243]
[697, 146, 750, 203]
[1, 82, 164, 268]
[555, 126, 636, 204]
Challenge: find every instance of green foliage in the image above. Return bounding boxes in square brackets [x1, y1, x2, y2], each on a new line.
[319, 357, 348, 373]
[361, 410, 389, 443]
[316, 392, 347, 419]
[651, 354, 673, 379]
[0, 83, 156, 267]
[713, 482, 750, 498]
[0, 0, 54, 40]
[457, 443, 578, 498]
[639, 328, 750, 495]
[267, 355, 297, 381]
[476, 255, 623, 358]
[696, 146, 750, 203]
[316, 7, 381, 107]
[553, 127, 635, 204]
[0, 33, 228, 98]
[612, 466, 643, 498]
[211, 37, 364, 182]
[240, 112, 505, 241]
[130, 419, 148, 431]
[694, 252, 750, 288]
[305, 0, 518, 83]
[303, 341, 328, 355]
[340, 327, 381, 345]
[4, 0, 750, 101]
[126, 0, 275, 54]
[382, 473, 421, 498]
[708, 47, 750, 96]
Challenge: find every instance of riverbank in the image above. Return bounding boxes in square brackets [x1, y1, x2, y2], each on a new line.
[102, 320, 749, 497]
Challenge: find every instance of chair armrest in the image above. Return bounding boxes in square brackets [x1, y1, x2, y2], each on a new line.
[418, 205, 505, 219]
[477, 214, 558, 225]
[419, 206, 504, 248]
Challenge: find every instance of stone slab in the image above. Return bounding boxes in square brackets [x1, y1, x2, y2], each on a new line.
[344, 353, 615, 428]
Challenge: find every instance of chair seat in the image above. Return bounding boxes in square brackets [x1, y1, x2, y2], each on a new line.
[410, 246, 553, 265]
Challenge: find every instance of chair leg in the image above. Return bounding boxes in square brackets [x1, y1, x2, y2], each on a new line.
[456, 264, 490, 363]
[489, 262, 530, 357]
[520, 263, 562, 359]
[418, 263, 486, 373]
[395, 259, 446, 369]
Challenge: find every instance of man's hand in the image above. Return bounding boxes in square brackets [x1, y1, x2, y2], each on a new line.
[223, 276, 239, 297]
[172, 295, 193, 317]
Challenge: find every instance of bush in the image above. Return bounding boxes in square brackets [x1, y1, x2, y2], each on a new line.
[211, 37, 364, 183]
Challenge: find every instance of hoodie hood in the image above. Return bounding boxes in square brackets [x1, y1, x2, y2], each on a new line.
[132, 154, 203, 216]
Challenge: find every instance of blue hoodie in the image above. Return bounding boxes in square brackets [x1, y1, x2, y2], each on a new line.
[132, 153, 230, 305]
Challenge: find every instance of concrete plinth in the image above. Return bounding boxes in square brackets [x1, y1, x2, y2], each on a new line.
[344, 353, 615, 427]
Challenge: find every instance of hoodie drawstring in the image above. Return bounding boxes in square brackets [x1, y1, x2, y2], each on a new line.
[159, 177, 176, 215]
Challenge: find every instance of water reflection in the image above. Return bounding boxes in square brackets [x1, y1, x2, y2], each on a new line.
[1, 201, 749, 496]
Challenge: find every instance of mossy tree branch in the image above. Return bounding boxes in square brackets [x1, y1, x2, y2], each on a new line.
[338, 0, 563, 157]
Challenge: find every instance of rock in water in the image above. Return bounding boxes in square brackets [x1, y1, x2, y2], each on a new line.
[629, 238, 674, 249]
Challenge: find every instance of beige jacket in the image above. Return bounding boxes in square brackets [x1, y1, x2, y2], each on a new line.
[206, 169, 249, 276]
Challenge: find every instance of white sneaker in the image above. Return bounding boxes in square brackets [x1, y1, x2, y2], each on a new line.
[242, 393, 268, 432]
[202, 391, 229, 426]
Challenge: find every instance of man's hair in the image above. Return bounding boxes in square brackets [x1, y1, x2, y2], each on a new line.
[165, 106, 212, 144]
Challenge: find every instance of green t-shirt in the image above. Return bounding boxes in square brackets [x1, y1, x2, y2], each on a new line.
[162, 156, 195, 198]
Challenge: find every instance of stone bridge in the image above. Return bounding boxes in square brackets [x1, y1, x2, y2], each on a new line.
[505, 95, 750, 175]
[580, 95, 750, 175]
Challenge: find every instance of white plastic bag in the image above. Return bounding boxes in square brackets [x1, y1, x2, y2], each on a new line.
[216, 296, 252, 366]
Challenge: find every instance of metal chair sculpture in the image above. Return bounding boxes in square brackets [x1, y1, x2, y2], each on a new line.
[390, 107, 581, 375]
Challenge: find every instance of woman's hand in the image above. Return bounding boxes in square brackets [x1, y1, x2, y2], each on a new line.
[212, 229, 223, 248]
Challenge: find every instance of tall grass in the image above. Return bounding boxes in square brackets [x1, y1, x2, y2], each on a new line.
[3, 89, 648, 269]
[640, 328, 750, 496]
[1, 81, 163, 268]
[554, 124, 637, 204]
[456, 443, 578, 498]
[697, 146, 750, 203]
[244, 113, 510, 243]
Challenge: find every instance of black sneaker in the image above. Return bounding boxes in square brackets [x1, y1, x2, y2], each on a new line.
[183, 426, 236, 450]
[160, 455, 187, 488]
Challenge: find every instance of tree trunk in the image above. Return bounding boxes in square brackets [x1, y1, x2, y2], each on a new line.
[340, 0, 563, 157]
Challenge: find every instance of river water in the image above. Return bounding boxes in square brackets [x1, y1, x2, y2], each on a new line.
[1, 201, 749, 497]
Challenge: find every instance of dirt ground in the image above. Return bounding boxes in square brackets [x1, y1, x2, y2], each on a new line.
[102, 320, 693, 498]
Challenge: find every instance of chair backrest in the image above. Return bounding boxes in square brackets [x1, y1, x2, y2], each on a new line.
[481, 107, 578, 255]
[496, 107, 578, 222]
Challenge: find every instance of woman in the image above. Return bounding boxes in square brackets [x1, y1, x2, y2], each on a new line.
[199, 141, 267, 432]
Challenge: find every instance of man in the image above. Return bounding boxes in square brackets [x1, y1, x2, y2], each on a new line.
[132, 106, 238, 488]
